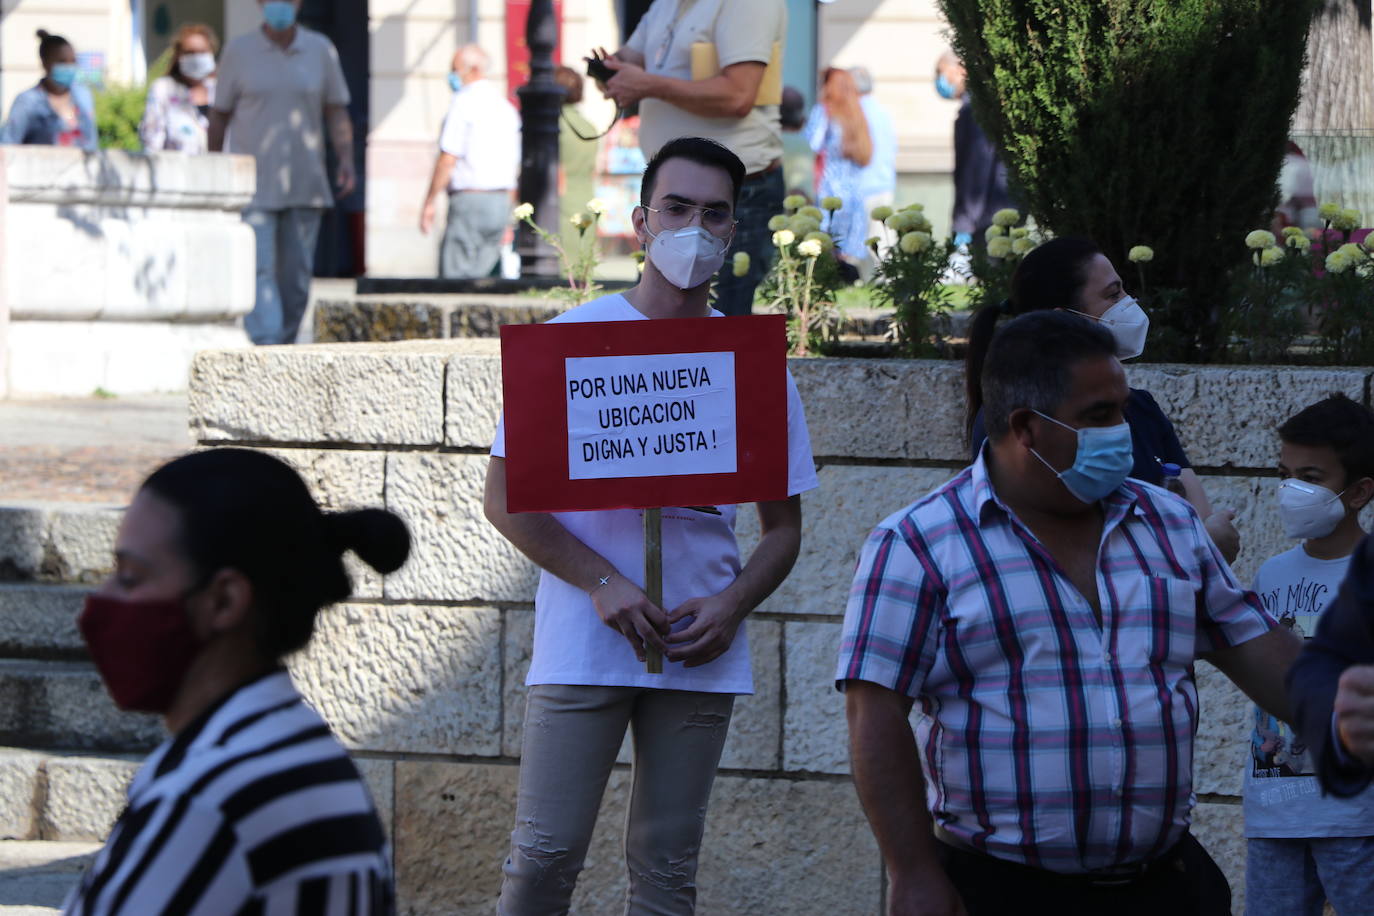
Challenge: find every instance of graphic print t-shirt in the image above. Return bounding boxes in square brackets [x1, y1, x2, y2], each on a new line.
[1243, 544, 1374, 837]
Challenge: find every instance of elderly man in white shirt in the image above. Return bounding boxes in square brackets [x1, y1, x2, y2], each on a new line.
[420, 44, 521, 279]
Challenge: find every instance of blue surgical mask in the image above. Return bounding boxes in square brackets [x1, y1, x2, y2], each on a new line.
[1029, 410, 1134, 503]
[49, 64, 78, 89]
[448, 72, 462, 93]
[263, 1, 298, 31]
[935, 73, 959, 101]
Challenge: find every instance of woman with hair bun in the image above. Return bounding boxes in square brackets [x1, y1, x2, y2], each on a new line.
[964, 237, 1241, 562]
[0, 30, 97, 150]
[64, 448, 410, 915]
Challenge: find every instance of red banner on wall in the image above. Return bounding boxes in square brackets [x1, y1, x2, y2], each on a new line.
[505, 0, 564, 107]
[501, 316, 789, 513]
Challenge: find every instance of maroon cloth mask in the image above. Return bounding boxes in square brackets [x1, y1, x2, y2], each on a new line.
[78, 594, 202, 713]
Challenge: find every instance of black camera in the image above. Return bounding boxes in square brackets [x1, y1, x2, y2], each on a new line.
[585, 51, 615, 83]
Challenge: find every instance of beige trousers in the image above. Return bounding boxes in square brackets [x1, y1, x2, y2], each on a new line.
[498, 684, 735, 916]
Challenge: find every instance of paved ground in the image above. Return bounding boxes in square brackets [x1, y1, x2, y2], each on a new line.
[0, 394, 191, 504]
[0, 841, 100, 913]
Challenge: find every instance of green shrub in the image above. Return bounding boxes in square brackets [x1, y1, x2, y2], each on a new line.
[94, 83, 148, 151]
[940, 0, 1319, 361]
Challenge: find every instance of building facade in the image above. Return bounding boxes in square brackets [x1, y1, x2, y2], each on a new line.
[1, 0, 962, 276]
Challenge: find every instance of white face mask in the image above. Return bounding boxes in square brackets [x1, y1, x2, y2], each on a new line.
[1277, 478, 1347, 540]
[1073, 296, 1150, 360]
[643, 222, 728, 290]
[179, 52, 216, 81]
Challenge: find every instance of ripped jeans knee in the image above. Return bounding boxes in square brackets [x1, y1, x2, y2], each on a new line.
[500, 816, 584, 914]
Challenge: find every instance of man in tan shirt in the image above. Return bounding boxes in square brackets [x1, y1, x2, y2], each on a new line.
[208, 0, 354, 346]
[602, 0, 786, 316]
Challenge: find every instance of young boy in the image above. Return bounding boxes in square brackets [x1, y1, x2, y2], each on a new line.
[1244, 393, 1374, 914]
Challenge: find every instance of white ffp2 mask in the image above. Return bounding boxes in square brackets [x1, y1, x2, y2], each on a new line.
[644, 224, 727, 290]
[1277, 478, 1347, 540]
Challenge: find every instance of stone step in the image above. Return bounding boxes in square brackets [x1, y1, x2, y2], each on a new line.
[0, 840, 102, 913]
[0, 661, 160, 754]
[0, 747, 139, 845]
[0, 586, 87, 661]
[0, 504, 120, 585]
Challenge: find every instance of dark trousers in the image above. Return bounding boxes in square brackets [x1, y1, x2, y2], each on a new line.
[936, 833, 1232, 915]
[712, 167, 785, 316]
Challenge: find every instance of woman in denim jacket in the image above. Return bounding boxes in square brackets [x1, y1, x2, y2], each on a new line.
[0, 30, 97, 151]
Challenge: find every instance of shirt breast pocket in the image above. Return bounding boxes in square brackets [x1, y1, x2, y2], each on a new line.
[1127, 573, 1198, 669]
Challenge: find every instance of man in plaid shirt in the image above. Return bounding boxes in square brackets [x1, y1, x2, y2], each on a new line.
[838, 311, 1301, 914]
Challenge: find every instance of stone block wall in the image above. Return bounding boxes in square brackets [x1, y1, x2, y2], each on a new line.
[2, 147, 257, 396]
[188, 342, 1374, 914]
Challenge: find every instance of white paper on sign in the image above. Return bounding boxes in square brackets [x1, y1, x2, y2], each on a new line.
[565, 351, 737, 480]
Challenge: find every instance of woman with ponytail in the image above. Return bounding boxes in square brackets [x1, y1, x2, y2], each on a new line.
[65, 448, 410, 915]
[0, 30, 97, 150]
[964, 237, 1241, 562]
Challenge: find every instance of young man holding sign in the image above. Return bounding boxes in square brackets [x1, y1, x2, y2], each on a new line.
[486, 137, 817, 914]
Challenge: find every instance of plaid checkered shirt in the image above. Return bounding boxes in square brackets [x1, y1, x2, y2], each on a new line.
[836, 451, 1276, 873]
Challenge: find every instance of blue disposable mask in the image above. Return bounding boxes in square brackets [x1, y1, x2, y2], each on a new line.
[263, 1, 298, 31]
[935, 73, 959, 101]
[448, 72, 462, 93]
[1029, 410, 1134, 503]
[49, 64, 78, 89]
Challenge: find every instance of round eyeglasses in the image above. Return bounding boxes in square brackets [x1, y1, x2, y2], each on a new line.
[642, 202, 737, 237]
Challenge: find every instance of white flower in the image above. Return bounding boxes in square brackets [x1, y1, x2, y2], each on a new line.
[570, 211, 592, 230]
[1333, 208, 1363, 231]
[585, 198, 607, 215]
[797, 239, 823, 258]
[512, 202, 535, 220]
[985, 225, 1006, 240]
[804, 231, 835, 254]
[1010, 227, 1030, 239]
[1286, 233, 1312, 251]
[1245, 229, 1276, 250]
[1258, 246, 1285, 267]
[987, 236, 1013, 259]
[772, 229, 795, 248]
[820, 196, 843, 211]
[1011, 237, 1035, 256]
[1326, 250, 1353, 274]
[1319, 202, 1342, 222]
[899, 231, 931, 254]
[1127, 245, 1154, 263]
[767, 214, 788, 231]
[732, 251, 751, 277]
[992, 208, 1021, 227]
[870, 205, 894, 222]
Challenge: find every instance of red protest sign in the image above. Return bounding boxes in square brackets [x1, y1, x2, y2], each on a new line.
[501, 315, 788, 513]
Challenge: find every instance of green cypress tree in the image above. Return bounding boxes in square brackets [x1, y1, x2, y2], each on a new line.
[940, 0, 1318, 360]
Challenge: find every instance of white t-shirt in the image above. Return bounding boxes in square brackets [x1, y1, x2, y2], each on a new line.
[491, 292, 818, 693]
[626, 0, 785, 175]
[1243, 543, 1374, 837]
[439, 79, 521, 192]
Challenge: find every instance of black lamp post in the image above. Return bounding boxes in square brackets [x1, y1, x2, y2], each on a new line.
[516, 0, 563, 278]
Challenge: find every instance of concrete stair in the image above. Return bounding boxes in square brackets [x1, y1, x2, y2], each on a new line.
[0, 502, 152, 910]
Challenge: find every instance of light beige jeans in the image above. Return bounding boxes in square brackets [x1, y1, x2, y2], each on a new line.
[498, 684, 735, 916]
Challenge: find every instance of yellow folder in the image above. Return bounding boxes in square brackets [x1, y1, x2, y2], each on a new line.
[690, 40, 782, 107]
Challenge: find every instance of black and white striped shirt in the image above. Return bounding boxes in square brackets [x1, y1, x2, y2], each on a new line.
[64, 670, 393, 915]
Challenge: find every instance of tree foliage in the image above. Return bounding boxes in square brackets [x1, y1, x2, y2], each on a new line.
[940, 0, 1319, 360]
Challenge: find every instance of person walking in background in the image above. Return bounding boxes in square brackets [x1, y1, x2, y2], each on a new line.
[140, 23, 218, 154]
[419, 45, 520, 280]
[937, 48, 1015, 247]
[1241, 395, 1374, 915]
[0, 30, 97, 151]
[841, 311, 1300, 915]
[208, 0, 354, 346]
[849, 66, 897, 267]
[553, 65, 600, 257]
[600, 0, 787, 315]
[62, 449, 408, 914]
[804, 67, 873, 269]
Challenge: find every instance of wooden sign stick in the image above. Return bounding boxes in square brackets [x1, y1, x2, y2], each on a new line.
[644, 507, 664, 674]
